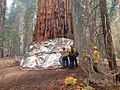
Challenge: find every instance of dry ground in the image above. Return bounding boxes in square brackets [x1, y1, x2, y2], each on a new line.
[0, 58, 120, 90]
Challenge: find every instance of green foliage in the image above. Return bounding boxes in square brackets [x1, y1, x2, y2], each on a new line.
[3, 0, 38, 55]
[3, 31, 20, 47]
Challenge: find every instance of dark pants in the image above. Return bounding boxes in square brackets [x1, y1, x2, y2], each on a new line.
[74, 56, 78, 67]
[62, 56, 68, 68]
[93, 63, 99, 73]
[69, 55, 78, 69]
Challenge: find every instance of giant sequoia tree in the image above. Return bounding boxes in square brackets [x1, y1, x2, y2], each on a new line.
[33, 0, 73, 42]
[0, 0, 6, 58]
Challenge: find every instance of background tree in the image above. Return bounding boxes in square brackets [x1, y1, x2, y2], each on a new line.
[4, 0, 37, 57]
[110, 1, 120, 58]
[99, 0, 117, 70]
[71, 0, 118, 71]
[0, 0, 6, 58]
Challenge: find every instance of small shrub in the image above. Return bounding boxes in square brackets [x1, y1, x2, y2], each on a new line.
[64, 76, 77, 86]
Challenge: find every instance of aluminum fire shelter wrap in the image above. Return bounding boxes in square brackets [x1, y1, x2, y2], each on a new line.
[20, 38, 73, 69]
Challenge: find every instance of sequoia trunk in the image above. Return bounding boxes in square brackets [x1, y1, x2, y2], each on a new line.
[33, 0, 73, 42]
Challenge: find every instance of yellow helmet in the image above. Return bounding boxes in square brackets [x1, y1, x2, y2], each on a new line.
[93, 46, 97, 49]
[85, 50, 88, 52]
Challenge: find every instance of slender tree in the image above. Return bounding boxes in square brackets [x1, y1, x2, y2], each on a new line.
[0, 0, 6, 58]
[23, 0, 37, 53]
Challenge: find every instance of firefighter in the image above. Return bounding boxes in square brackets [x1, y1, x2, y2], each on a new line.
[83, 50, 90, 61]
[68, 46, 79, 69]
[92, 46, 100, 73]
[61, 47, 69, 68]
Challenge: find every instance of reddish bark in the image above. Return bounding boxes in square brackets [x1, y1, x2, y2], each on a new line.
[33, 0, 73, 42]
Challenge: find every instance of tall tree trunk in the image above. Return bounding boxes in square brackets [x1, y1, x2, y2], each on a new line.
[33, 0, 73, 42]
[99, 0, 117, 71]
[71, 0, 89, 58]
[0, 0, 6, 58]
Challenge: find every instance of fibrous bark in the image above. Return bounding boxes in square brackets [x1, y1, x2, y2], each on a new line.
[33, 0, 73, 42]
[0, 0, 6, 58]
[99, 0, 117, 71]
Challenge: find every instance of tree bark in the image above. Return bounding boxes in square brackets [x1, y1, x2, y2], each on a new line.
[0, 0, 6, 58]
[33, 0, 73, 42]
[99, 0, 117, 71]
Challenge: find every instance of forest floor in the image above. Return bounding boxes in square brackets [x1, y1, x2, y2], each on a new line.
[0, 58, 120, 90]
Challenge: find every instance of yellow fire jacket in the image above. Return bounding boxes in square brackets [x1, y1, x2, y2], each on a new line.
[61, 50, 68, 57]
[92, 50, 100, 63]
[68, 48, 76, 55]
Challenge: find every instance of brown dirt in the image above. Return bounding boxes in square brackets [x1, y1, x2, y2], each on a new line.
[0, 59, 120, 90]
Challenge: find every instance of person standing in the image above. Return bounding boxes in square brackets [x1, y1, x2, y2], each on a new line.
[68, 46, 79, 69]
[61, 47, 69, 69]
[92, 46, 100, 73]
[83, 50, 90, 61]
